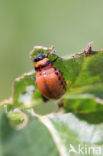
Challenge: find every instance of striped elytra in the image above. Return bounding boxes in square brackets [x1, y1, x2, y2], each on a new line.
[33, 55, 66, 99]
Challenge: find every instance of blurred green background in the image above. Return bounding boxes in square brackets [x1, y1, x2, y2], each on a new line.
[0, 0, 103, 101]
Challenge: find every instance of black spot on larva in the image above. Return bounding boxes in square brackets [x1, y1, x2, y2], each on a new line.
[55, 72, 58, 75]
[58, 76, 61, 80]
[53, 67, 57, 70]
[61, 81, 63, 85]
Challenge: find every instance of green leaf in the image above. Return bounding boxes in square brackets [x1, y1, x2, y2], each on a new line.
[63, 94, 103, 113]
[62, 51, 103, 119]
[0, 110, 59, 156]
[63, 94, 103, 123]
[1, 109, 103, 156]
[46, 113, 103, 156]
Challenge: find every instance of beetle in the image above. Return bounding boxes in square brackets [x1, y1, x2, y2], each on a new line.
[33, 54, 66, 99]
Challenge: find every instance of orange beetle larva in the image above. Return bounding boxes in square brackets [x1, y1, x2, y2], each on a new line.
[33, 55, 66, 99]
